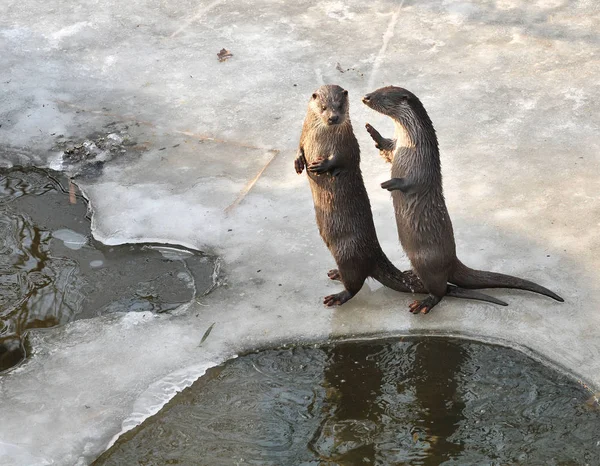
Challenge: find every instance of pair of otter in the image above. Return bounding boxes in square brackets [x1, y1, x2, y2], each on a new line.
[295, 84, 562, 314]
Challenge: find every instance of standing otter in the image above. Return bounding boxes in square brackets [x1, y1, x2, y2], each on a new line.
[362, 85, 563, 314]
[295, 84, 506, 308]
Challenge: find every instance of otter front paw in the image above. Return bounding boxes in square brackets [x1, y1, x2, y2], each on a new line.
[308, 157, 333, 175]
[381, 178, 404, 191]
[294, 153, 307, 174]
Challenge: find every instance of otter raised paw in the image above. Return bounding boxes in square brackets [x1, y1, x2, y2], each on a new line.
[365, 123, 395, 163]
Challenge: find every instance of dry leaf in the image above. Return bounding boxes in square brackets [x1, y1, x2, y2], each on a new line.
[217, 48, 233, 62]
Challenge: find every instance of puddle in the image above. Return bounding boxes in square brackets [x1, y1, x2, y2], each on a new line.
[94, 337, 600, 465]
[0, 167, 218, 372]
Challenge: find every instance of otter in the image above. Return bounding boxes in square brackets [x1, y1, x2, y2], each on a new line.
[362, 85, 563, 314]
[295, 84, 507, 308]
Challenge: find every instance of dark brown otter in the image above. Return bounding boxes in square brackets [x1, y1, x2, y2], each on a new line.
[295, 84, 507, 308]
[362, 85, 564, 313]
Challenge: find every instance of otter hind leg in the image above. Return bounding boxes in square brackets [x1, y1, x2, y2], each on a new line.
[323, 265, 366, 307]
[409, 267, 448, 314]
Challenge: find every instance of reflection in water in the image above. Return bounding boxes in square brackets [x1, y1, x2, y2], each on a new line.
[93, 338, 600, 466]
[0, 169, 85, 371]
[313, 340, 466, 465]
[310, 343, 384, 464]
[0, 168, 216, 372]
[411, 340, 466, 464]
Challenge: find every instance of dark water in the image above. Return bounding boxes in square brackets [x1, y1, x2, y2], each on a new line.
[0, 167, 217, 372]
[94, 338, 600, 466]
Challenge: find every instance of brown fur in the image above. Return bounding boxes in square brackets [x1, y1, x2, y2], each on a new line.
[363, 85, 563, 313]
[295, 85, 507, 308]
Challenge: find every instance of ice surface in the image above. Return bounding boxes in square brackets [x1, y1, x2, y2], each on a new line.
[1, 0, 600, 464]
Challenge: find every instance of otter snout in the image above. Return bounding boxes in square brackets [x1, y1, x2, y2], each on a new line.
[362, 95, 372, 105]
[328, 115, 339, 125]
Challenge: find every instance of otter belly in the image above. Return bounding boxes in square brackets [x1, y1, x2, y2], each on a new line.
[392, 191, 456, 272]
[308, 175, 378, 265]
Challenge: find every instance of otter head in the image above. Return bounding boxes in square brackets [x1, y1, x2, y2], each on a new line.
[362, 86, 422, 123]
[309, 85, 349, 127]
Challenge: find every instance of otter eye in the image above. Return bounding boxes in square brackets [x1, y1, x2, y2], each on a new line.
[321, 106, 327, 111]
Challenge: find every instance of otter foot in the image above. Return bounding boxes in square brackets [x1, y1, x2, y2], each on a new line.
[323, 290, 352, 307]
[294, 153, 307, 174]
[327, 269, 341, 281]
[409, 295, 441, 314]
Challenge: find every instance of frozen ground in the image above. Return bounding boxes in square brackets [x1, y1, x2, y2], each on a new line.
[1, 0, 599, 464]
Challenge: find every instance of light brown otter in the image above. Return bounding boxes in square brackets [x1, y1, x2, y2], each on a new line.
[295, 84, 507, 308]
[362, 85, 564, 314]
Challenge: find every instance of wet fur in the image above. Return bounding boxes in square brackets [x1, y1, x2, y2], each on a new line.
[296, 85, 507, 308]
[363, 86, 563, 313]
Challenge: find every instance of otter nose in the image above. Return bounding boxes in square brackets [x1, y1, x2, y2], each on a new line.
[362, 95, 371, 103]
[328, 115, 339, 124]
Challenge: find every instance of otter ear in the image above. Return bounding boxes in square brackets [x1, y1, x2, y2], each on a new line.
[342, 90, 348, 96]
[312, 93, 318, 99]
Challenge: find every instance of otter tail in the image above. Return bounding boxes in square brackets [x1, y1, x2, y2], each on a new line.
[371, 256, 507, 306]
[451, 259, 564, 302]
